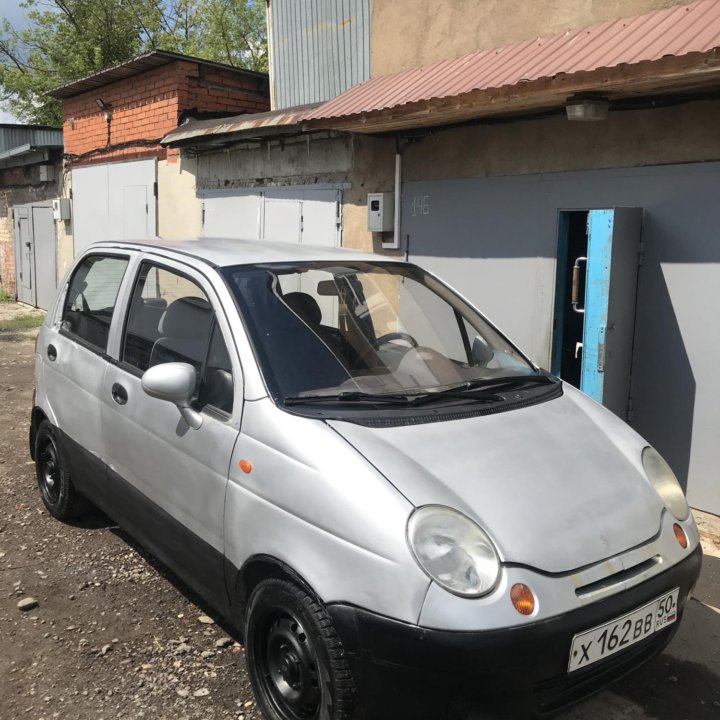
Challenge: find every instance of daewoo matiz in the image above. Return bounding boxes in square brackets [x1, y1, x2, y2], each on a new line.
[31, 238, 701, 720]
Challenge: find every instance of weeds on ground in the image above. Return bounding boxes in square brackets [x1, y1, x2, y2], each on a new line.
[0, 288, 13, 302]
[0, 313, 44, 331]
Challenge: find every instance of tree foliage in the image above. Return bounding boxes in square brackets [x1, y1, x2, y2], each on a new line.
[0, 0, 268, 125]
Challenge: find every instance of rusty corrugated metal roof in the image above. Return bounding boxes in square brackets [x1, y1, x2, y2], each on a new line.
[161, 103, 321, 146]
[306, 0, 720, 124]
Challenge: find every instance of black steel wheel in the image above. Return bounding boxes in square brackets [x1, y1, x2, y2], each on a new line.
[245, 578, 354, 720]
[34, 420, 85, 520]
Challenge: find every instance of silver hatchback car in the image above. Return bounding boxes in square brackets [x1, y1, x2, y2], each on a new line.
[31, 238, 701, 720]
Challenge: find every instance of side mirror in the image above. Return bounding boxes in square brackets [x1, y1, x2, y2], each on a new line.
[471, 335, 494, 367]
[141, 362, 203, 429]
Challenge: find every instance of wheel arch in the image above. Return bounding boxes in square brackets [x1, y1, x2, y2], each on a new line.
[231, 554, 320, 628]
[29, 406, 50, 460]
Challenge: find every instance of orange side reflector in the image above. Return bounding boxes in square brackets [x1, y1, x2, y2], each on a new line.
[239, 459, 252, 474]
[673, 523, 688, 549]
[510, 583, 536, 616]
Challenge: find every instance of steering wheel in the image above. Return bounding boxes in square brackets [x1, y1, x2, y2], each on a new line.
[374, 331, 418, 349]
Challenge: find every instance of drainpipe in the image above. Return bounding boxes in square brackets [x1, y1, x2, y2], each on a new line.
[393, 151, 402, 250]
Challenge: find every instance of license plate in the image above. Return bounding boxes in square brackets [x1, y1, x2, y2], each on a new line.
[568, 588, 679, 672]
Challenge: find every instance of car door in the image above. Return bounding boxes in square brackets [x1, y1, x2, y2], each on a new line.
[41, 252, 131, 494]
[100, 257, 242, 614]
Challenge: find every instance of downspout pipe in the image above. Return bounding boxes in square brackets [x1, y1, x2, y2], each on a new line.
[393, 151, 402, 250]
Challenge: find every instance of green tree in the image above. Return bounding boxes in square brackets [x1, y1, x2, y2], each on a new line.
[0, 0, 268, 126]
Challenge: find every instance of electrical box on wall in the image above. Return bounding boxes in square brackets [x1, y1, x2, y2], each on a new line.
[367, 192, 394, 232]
[38, 165, 56, 183]
[52, 198, 71, 221]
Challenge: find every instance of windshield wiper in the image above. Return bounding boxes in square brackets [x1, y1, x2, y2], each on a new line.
[404, 374, 554, 406]
[284, 391, 415, 406]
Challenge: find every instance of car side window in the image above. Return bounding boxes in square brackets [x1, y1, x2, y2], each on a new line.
[61, 254, 129, 352]
[122, 261, 234, 414]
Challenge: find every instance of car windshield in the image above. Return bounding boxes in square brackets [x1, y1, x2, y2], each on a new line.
[222, 261, 536, 403]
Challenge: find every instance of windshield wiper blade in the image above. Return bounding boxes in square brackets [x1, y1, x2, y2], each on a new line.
[284, 391, 414, 406]
[405, 374, 554, 406]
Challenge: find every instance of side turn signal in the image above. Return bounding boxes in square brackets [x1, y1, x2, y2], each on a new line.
[510, 583, 536, 616]
[673, 523, 688, 549]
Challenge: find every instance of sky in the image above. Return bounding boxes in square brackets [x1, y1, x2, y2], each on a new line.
[0, 0, 32, 123]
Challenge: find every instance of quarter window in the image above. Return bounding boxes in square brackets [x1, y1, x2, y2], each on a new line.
[61, 255, 129, 352]
[122, 262, 234, 414]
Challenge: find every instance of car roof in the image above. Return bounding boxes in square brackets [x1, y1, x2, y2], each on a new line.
[89, 237, 401, 268]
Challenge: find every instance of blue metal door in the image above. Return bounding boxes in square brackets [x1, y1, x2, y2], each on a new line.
[580, 210, 614, 402]
[579, 208, 643, 417]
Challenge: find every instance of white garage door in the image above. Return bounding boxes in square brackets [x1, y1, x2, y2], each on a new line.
[201, 187, 341, 247]
[72, 159, 157, 254]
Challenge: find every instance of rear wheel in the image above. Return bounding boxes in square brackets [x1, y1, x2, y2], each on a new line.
[35, 420, 86, 520]
[245, 578, 354, 720]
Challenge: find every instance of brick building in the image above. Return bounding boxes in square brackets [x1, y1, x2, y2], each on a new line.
[47, 50, 270, 266]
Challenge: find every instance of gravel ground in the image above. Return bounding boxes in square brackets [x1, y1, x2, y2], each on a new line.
[1, 302, 718, 720]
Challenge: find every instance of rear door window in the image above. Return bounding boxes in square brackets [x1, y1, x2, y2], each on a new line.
[61, 255, 129, 352]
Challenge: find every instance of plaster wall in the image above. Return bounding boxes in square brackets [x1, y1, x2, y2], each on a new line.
[158, 155, 203, 239]
[371, 0, 689, 76]
[400, 100, 720, 182]
[343, 134, 396, 252]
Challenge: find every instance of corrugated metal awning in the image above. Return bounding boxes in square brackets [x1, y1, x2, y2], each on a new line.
[161, 103, 321, 147]
[48, 50, 268, 100]
[305, 0, 720, 132]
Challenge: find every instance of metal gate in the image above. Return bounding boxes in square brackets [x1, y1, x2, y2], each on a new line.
[72, 159, 157, 253]
[201, 187, 342, 247]
[13, 202, 57, 310]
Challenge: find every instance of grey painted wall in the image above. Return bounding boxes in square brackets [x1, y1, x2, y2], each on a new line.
[402, 162, 720, 515]
[270, 0, 371, 109]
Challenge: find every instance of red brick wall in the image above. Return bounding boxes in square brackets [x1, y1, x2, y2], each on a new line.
[63, 60, 269, 166]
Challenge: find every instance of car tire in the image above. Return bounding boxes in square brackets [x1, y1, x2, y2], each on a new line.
[245, 578, 355, 720]
[35, 420, 86, 520]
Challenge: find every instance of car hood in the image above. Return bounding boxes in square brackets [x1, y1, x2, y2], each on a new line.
[328, 384, 665, 574]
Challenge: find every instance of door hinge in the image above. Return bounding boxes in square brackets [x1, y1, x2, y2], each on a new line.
[153, 181, 158, 197]
[638, 241, 645, 267]
[627, 396, 635, 424]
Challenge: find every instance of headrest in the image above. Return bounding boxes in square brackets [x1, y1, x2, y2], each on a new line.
[283, 292, 322, 327]
[159, 296, 212, 338]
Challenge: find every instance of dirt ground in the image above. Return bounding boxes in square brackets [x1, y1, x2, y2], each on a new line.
[1, 302, 719, 720]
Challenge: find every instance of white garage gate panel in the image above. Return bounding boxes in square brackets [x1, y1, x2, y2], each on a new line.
[72, 159, 157, 254]
[201, 187, 341, 247]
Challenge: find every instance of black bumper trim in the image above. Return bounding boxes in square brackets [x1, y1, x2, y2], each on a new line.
[328, 545, 702, 719]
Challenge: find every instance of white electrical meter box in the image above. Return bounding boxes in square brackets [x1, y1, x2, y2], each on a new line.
[52, 198, 71, 221]
[367, 192, 394, 232]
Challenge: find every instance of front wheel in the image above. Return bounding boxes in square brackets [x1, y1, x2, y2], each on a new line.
[245, 578, 354, 720]
[35, 420, 86, 520]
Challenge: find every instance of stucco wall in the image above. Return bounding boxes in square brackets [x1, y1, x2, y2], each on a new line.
[343, 134, 396, 252]
[371, 0, 689, 76]
[400, 99, 720, 182]
[158, 155, 203, 239]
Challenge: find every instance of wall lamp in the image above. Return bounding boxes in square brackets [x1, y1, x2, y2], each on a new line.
[565, 94, 610, 122]
[95, 98, 112, 122]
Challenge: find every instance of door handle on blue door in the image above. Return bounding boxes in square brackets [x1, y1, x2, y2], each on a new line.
[47, 344, 57, 361]
[111, 383, 128, 405]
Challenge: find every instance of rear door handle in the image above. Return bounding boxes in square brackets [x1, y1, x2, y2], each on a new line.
[111, 383, 128, 405]
[47, 344, 57, 361]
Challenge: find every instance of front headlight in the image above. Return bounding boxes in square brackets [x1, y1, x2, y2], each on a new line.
[407, 506, 500, 597]
[642, 446, 689, 521]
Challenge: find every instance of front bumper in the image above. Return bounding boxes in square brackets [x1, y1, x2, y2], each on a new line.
[329, 544, 702, 720]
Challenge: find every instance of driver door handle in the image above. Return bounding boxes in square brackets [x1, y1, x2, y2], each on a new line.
[47, 344, 57, 361]
[111, 383, 128, 406]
